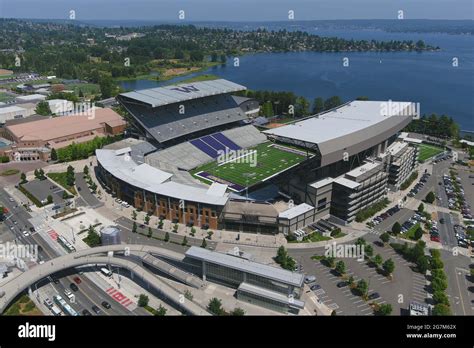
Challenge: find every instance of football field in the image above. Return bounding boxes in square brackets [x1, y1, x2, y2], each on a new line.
[192, 142, 309, 191]
[417, 144, 444, 162]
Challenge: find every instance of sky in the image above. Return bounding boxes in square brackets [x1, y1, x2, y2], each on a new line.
[0, 0, 473, 21]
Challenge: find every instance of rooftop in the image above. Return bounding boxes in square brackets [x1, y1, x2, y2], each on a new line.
[279, 203, 315, 220]
[185, 246, 304, 287]
[119, 79, 246, 108]
[6, 108, 125, 142]
[238, 282, 305, 309]
[96, 149, 229, 206]
[263, 101, 414, 166]
[309, 177, 334, 189]
[334, 177, 360, 189]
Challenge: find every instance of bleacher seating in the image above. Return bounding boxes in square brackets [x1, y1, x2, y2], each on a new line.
[123, 94, 247, 144]
[146, 141, 214, 171]
[221, 125, 268, 149]
[190, 132, 243, 158]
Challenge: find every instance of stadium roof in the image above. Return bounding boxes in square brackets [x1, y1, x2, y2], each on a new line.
[263, 101, 415, 167]
[119, 79, 246, 108]
[185, 246, 304, 287]
[96, 149, 229, 206]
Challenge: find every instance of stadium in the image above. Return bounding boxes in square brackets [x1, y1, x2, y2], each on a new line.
[96, 78, 418, 234]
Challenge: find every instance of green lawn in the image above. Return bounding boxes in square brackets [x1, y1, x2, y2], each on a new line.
[67, 83, 100, 97]
[402, 223, 421, 240]
[0, 92, 14, 102]
[191, 142, 308, 189]
[47, 172, 77, 195]
[417, 144, 444, 162]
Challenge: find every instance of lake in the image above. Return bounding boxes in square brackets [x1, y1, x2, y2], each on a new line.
[118, 28, 474, 130]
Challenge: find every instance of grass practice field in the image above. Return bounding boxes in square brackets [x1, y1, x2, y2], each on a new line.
[417, 144, 445, 162]
[192, 142, 308, 191]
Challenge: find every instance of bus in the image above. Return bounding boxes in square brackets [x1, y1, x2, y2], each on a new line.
[57, 235, 76, 253]
[53, 295, 79, 316]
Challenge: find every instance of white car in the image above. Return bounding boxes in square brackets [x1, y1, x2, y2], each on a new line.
[22, 230, 30, 237]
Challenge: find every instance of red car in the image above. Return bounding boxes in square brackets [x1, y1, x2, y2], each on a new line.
[73, 276, 82, 284]
[430, 235, 440, 242]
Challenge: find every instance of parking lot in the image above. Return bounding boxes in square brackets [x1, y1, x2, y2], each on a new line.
[290, 233, 427, 315]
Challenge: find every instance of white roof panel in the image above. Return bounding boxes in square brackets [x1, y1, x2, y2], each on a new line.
[185, 246, 304, 287]
[263, 101, 415, 145]
[334, 177, 360, 189]
[119, 79, 247, 108]
[206, 182, 228, 197]
[96, 149, 229, 205]
[279, 203, 314, 219]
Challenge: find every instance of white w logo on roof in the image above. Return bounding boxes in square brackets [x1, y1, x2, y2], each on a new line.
[170, 85, 200, 93]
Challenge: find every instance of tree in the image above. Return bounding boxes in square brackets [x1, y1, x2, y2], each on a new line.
[431, 257, 444, 270]
[132, 221, 137, 233]
[155, 304, 167, 316]
[46, 195, 53, 204]
[207, 297, 225, 315]
[144, 214, 150, 225]
[35, 101, 51, 115]
[373, 254, 383, 267]
[365, 244, 374, 258]
[417, 203, 424, 213]
[416, 255, 430, 273]
[432, 303, 451, 316]
[83, 165, 89, 175]
[391, 222, 401, 235]
[182, 236, 188, 246]
[131, 210, 137, 220]
[230, 307, 245, 316]
[66, 165, 75, 186]
[356, 279, 368, 296]
[62, 191, 69, 199]
[425, 191, 435, 204]
[50, 148, 57, 161]
[99, 75, 115, 98]
[312, 97, 324, 114]
[355, 237, 366, 246]
[326, 256, 336, 268]
[147, 227, 152, 238]
[324, 96, 342, 110]
[335, 260, 346, 275]
[431, 277, 448, 292]
[294, 96, 309, 117]
[158, 219, 164, 229]
[414, 226, 423, 240]
[20, 172, 27, 184]
[375, 303, 392, 316]
[201, 238, 207, 248]
[276, 246, 288, 265]
[433, 291, 450, 306]
[164, 232, 170, 242]
[380, 232, 390, 244]
[382, 258, 395, 275]
[138, 294, 149, 307]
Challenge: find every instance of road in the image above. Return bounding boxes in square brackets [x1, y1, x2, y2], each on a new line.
[0, 188, 143, 316]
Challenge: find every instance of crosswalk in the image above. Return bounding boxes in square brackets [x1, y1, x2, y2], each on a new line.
[105, 287, 137, 311]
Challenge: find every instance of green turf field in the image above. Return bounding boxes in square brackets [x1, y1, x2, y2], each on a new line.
[191, 142, 308, 189]
[417, 144, 444, 162]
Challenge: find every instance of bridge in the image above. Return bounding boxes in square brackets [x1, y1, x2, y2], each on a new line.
[0, 244, 210, 315]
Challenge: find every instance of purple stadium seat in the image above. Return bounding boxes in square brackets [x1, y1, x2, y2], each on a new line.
[190, 139, 219, 158]
[212, 133, 241, 150]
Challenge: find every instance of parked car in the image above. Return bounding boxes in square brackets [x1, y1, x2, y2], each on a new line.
[43, 298, 53, 308]
[368, 292, 380, 300]
[70, 283, 79, 292]
[73, 276, 82, 284]
[430, 235, 440, 242]
[310, 284, 321, 291]
[304, 275, 316, 284]
[101, 301, 111, 309]
[337, 281, 348, 288]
